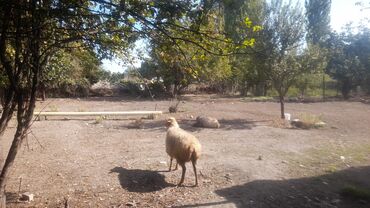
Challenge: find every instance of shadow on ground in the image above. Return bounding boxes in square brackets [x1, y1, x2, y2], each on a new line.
[139, 118, 261, 132]
[219, 119, 262, 130]
[178, 166, 370, 208]
[110, 166, 172, 193]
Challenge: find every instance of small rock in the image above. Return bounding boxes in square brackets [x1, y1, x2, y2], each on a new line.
[225, 173, 232, 180]
[160, 161, 167, 165]
[331, 199, 341, 205]
[126, 201, 136, 206]
[340, 156, 345, 161]
[20, 192, 34, 202]
[202, 179, 211, 183]
[257, 155, 262, 160]
[281, 160, 288, 164]
[314, 121, 326, 127]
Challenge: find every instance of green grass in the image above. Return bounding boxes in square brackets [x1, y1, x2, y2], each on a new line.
[306, 143, 370, 172]
[298, 113, 323, 125]
[266, 84, 339, 98]
[241, 96, 274, 102]
[341, 186, 370, 201]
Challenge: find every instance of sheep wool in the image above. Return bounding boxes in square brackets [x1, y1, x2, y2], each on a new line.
[166, 117, 201, 186]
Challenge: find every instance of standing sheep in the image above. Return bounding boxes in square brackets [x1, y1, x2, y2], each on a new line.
[165, 117, 201, 186]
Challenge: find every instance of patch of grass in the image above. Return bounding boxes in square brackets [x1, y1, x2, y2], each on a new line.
[341, 185, 370, 201]
[325, 165, 338, 173]
[300, 143, 370, 174]
[242, 96, 274, 102]
[299, 113, 322, 124]
[291, 113, 324, 129]
[94, 116, 104, 124]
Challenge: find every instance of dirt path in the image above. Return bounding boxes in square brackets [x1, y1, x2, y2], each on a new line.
[2, 96, 370, 207]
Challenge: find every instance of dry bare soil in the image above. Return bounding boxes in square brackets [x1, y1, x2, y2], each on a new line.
[2, 95, 370, 208]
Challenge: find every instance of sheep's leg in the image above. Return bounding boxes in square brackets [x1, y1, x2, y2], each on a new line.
[192, 160, 198, 186]
[169, 157, 173, 171]
[174, 161, 178, 170]
[178, 163, 186, 186]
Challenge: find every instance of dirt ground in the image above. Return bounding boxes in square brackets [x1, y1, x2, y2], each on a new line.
[2, 95, 370, 208]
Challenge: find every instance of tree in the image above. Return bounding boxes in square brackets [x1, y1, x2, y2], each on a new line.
[0, 1, 249, 206]
[264, 0, 306, 118]
[326, 31, 366, 99]
[305, 0, 331, 100]
[144, 1, 258, 97]
[347, 28, 370, 93]
[223, 0, 268, 95]
[305, 0, 331, 45]
[42, 49, 105, 97]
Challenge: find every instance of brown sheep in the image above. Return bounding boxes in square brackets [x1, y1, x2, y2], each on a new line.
[165, 117, 202, 186]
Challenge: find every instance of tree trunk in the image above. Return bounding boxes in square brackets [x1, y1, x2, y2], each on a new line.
[255, 81, 265, 96]
[341, 78, 351, 100]
[41, 88, 46, 101]
[322, 73, 326, 101]
[0, 90, 16, 173]
[280, 95, 285, 119]
[0, 89, 37, 208]
[0, 90, 16, 135]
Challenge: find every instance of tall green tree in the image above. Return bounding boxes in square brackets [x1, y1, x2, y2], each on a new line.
[223, 0, 268, 95]
[305, 0, 332, 45]
[326, 30, 369, 98]
[144, 1, 258, 97]
[305, 0, 331, 100]
[264, 0, 307, 118]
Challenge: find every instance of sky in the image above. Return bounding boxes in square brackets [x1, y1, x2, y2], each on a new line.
[331, 0, 370, 32]
[102, 0, 370, 73]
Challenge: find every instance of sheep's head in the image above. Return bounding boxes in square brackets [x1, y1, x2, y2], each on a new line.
[166, 117, 179, 128]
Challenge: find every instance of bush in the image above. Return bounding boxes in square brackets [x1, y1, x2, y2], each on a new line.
[147, 82, 167, 97]
[119, 80, 144, 95]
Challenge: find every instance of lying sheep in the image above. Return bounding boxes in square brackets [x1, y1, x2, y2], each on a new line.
[166, 117, 202, 186]
[194, 116, 220, 128]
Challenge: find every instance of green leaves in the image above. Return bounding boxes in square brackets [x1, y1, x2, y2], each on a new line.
[252, 25, 262, 32]
[242, 38, 256, 47]
[244, 17, 253, 28]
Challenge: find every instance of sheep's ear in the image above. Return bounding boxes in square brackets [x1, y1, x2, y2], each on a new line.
[166, 120, 171, 127]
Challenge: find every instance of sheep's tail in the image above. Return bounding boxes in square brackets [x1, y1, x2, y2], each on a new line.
[190, 143, 201, 163]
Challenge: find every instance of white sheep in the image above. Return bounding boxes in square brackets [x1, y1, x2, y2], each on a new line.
[166, 117, 202, 186]
[194, 116, 220, 128]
